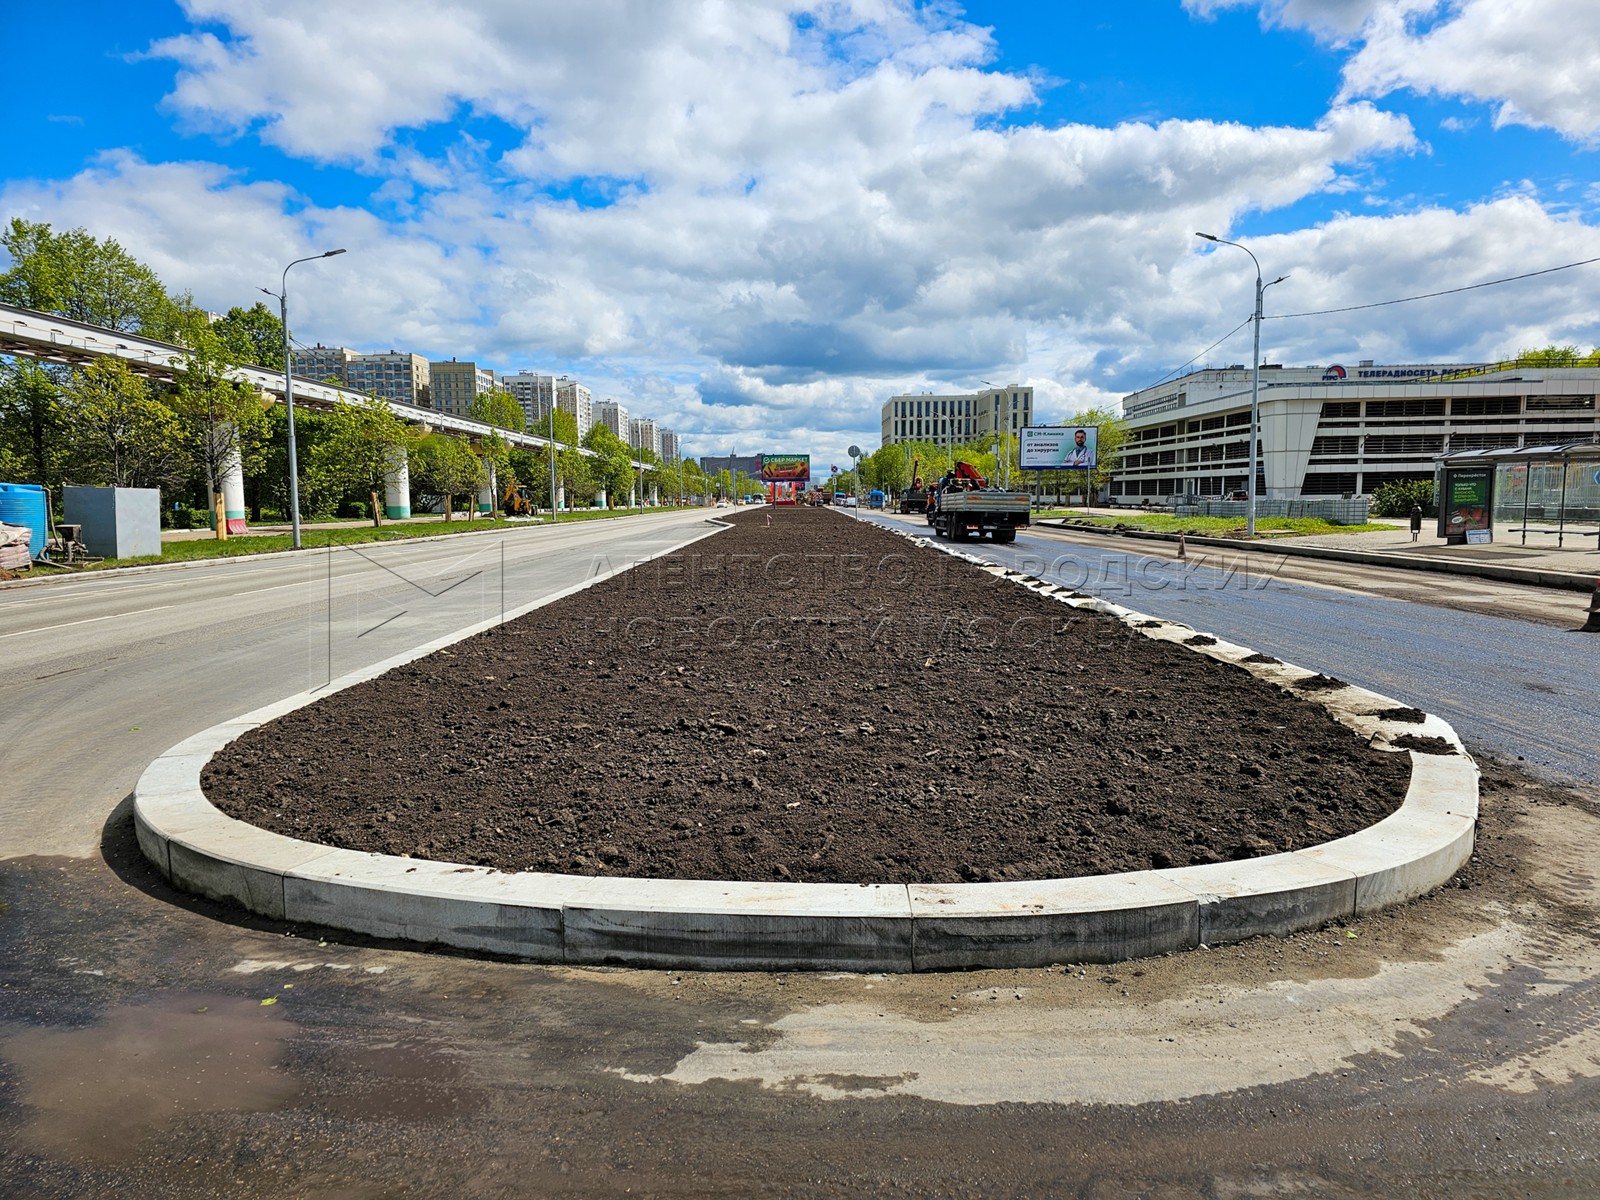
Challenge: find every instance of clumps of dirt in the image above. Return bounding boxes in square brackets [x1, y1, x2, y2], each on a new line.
[1183, 634, 1217, 646]
[1372, 706, 1427, 724]
[204, 507, 1412, 885]
[1293, 674, 1346, 691]
[1135, 620, 1165, 628]
[1242, 653, 1281, 665]
[1392, 734, 1458, 755]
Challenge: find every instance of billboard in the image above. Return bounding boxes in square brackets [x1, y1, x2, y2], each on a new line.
[1019, 425, 1097, 470]
[761, 454, 811, 483]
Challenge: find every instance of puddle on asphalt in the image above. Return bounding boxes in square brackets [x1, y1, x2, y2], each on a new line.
[0, 991, 299, 1162]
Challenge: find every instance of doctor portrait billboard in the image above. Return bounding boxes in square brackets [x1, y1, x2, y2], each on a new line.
[1019, 425, 1097, 470]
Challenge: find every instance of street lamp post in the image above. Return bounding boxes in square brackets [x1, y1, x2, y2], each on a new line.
[262, 248, 345, 550]
[1195, 233, 1285, 538]
[547, 402, 560, 523]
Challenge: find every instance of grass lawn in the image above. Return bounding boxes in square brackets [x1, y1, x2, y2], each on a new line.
[1037, 511, 1393, 537]
[30, 507, 692, 574]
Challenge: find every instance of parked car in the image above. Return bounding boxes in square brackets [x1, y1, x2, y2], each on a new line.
[1224, 490, 1249, 502]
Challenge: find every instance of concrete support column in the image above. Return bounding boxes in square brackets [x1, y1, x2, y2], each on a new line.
[556, 484, 565, 511]
[478, 464, 496, 515]
[217, 426, 246, 534]
[597, 487, 608, 510]
[383, 446, 411, 520]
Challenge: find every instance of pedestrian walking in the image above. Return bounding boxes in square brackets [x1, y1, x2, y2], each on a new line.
[1410, 503, 1423, 542]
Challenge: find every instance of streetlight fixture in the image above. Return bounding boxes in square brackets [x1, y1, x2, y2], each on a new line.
[262, 248, 345, 549]
[1194, 232, 1286, 537]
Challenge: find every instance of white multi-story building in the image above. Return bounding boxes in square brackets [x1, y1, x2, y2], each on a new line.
[557, 378, 593, 435]
[629, 416, 662, 458]
[1111, 359, 1600, 500]
[594, 400, 629, 440]
[501, 371, 554, 429]
[880, 385, 1034, 450]
[659, 429, 680, 464]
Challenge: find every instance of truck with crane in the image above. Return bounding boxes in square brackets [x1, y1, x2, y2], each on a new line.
[925, 462, 1030, 543]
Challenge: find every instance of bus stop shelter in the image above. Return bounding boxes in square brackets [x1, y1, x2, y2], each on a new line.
[1435, 441, 1600, 547]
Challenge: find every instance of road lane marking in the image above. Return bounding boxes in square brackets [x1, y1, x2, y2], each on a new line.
[0, 606, 175, 640]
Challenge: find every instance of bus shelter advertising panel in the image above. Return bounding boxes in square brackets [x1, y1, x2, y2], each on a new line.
[1019, 425, 1097, 470]
[761, 454, 811, 483]
[1438, 466, 1494, 544]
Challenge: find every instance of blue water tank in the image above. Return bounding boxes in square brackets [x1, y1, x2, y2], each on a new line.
[0, 482, 48, 560]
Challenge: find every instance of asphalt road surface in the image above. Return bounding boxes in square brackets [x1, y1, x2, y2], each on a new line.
[867, 511, 1600, 791]
[3, 509, 1599, 1198]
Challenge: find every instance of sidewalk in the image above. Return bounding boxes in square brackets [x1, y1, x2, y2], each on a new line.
[1039, 510, 1600, 592]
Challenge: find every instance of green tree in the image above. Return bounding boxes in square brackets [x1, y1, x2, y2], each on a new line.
[60, 357, 185, 489]
[308, 392, 418, 525]
[163, 302, 270, 537]
[411, 433, 485, 521]
[582, 421, 637, 506]
[0, 359, 69, 486]
[0, 219, 171, 333]
[469, 389, 525, 433]
[214, 302, 286, 372]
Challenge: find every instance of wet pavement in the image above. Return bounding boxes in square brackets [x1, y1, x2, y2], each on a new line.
[4, 775, 1600, 1197]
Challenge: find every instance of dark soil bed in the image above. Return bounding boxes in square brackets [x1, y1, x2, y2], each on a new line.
[205, 508, 1412, 884]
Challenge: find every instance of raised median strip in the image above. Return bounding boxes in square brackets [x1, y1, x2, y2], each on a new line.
[135, 520, 1479, 973]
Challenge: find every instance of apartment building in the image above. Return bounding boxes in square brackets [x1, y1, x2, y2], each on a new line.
[297, 345, 431, 408]
[659, 429, 680, 465]
[628, 416, 661, 458]
[1112, 360, 1600, 500]
[429, 358, 495, 418]
[594, 400, 629, 440]
[880, 385, 1034, 449]
[555, 378, 593, 435]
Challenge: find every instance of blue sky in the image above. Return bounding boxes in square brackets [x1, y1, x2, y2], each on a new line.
[5, 1, 1600, 467]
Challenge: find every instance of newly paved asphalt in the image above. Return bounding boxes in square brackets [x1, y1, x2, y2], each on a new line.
[867, 512, 1600, 790]
[4, 508, 1600, 1197]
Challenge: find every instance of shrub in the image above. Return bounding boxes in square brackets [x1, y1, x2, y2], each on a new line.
[1370, 480, 1436, 518]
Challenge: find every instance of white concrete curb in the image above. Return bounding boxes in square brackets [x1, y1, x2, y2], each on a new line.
[135, 517, 1478, 972]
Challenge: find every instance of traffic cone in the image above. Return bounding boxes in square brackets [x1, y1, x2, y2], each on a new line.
[1584, 579, 1600, 632]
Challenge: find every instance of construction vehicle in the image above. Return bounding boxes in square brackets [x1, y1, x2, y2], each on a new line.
[501, 479, 534, 516]
[897, 454, 930, 514]
[926, 462, 1030, 543]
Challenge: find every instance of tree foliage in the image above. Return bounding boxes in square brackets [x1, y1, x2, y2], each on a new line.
[60, 357, 186, 489]
[1370, 479, 1436, 518]
[582, 421, 637, 505]
[0, 219, 171, 333]
[214, 302, 287, 372]
[308, 391, 417, 523]
[411, 433, 485, 520]
[469, 388, 525, 433]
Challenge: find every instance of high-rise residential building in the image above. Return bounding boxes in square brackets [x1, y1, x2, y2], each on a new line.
[429, 358, 495, 418]
[594, 400, 629, 440]
[628, 417, 661, 458]
[880, 385, 1034, 450]
[501, 371, 555, 429]
[556, 378, 593, 434]
[659, 429, 680, 464]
